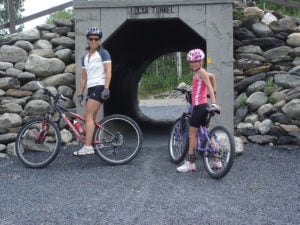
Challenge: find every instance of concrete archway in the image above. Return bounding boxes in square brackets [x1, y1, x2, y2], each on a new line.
[103, 19, 206, 126]
[74, 0, 234, 131]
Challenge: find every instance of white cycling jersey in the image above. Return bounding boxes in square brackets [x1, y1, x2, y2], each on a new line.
[81, 48, 111, 88]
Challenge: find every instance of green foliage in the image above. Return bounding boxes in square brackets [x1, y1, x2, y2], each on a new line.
[46, 9, 74, 24]
[268, 96, 278, 104]
[138, 53, 192, 98]
[253, 0, 300, 18]
[233, 8, 244, 20]
[239, 97, 247, 107]
[264, 81, 277, 96]
[235, 1, 300, 19]
[0, 0, 24, 37]
[249, 184, 259, 192]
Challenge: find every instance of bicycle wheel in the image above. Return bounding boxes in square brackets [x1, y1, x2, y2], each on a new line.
[202, 126, 235, 179]
[168, 116, 189, 164]
[15, 118, 61, 168]
[93, 114, 143, 165]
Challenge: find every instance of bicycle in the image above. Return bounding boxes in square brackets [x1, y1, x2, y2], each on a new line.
[168, 88, 235, 179]
[15, 82, 143, 168]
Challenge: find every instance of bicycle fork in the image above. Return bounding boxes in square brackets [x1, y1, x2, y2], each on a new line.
[36, 119, 49, 144]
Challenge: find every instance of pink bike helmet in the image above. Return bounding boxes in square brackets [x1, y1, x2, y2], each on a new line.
[186, 49, 205, 62]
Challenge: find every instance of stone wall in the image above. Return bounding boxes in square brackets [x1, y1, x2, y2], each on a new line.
[0, 19, 77, 157]
[0, 5, 300, 158]
[233, 5, 300, 145]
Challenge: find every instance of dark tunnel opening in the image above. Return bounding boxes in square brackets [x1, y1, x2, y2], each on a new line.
[103, 18, 206, 128]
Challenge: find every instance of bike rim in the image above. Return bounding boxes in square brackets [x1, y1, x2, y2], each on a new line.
[94, 116, 142, 164]
[16, 120, 60, 167]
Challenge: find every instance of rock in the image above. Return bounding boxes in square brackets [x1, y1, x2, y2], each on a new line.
[244, 7, 264, 19]
[261, 12, 278, 25]
[41, 73, 75, 87]
[0, 77, 20, 90]
[241, 37, 285, 51]
[281, 99, 300, 120]
[33, 39, 53, 49]
[289, 65, 300, 76]
[29, 49, 56, 58]
[24, 100, 50, 116]
[248, 135, 277, 144]
[0, 62, 13, 70]
[246, 91, 268, 111]
[263, 46, 293, 62]
[244, 64, 271, 76]
[55, 49, 72, 63]
[274, 74, 300, 88]
[14, 40, 34, 52]
[287, 33, 300, 47]
[25, 54, 65, 77]
[50, 36, 75, 49]
[269, 18, 298, 33]
[0, 45, 28, 63]
[0, 113, 22, 128]
[251, 22, 273, 37]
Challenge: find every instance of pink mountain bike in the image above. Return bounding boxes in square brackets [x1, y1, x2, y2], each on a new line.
[15, 83, 143, 168]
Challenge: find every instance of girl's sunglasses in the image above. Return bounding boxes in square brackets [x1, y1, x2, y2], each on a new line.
[88, 38, 99, 42]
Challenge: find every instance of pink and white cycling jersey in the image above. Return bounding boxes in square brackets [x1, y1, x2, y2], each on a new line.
[191, 73, 207, 106]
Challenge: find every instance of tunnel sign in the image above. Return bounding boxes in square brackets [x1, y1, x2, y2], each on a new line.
[128, 5, 178, 18]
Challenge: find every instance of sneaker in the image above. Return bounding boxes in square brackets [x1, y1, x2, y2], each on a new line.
[177, 161, 196, 173]
[73, 145, 94, 156]
[211, 160, 223, 169]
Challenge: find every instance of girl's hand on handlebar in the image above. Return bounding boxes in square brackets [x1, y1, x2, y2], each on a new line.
[211, 103, 221, 111]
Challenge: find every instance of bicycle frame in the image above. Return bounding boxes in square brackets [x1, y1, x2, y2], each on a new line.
[45, 98, 104, 145]
[185, 94, 217, 154]
[16, 83, 144, 168]
[170, 88, 234, 179]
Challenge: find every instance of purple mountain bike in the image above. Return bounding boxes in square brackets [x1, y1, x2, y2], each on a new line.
[168, 88, 235, 179]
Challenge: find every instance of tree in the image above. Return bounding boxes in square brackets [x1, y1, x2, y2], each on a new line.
[176, 52, 182, 80]
[46, 9, 73, 25]
[0, 0, 24, 37]
[249, 0, 300, 18]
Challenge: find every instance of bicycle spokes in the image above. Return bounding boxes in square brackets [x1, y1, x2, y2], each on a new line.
[168, 117, 189, 164]
[93, 115, 143, 165]
[203, 126, 235, 179]
[16, 119, 61, 168]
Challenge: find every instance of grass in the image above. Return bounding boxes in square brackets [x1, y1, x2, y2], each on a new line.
[138, 53, 192, 99]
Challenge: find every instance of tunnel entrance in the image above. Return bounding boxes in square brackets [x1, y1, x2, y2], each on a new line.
[74, 0, 234, 132]
[103, 19, 205, 127]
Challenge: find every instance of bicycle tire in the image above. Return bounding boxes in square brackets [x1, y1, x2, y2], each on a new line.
[168, 116, 189, 164]
[202, 126, 235, 179]
[15, 118, 61, 168]
[93, 114, 143, 165]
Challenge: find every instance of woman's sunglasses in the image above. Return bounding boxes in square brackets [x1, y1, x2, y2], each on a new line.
[88, 38, 99, 42]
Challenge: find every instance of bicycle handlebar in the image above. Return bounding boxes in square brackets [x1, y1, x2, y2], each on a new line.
[37, 81, 67, 103]
[173, 88, 220, 114]
[174, 88, 191, 94]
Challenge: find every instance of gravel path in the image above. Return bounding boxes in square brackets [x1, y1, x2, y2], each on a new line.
[0, 127, 299, 225]
[139, 98, 187, 121]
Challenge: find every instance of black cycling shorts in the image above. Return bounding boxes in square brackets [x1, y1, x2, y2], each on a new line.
[189, 103, 209, 128]
[87, 85, 105, 103]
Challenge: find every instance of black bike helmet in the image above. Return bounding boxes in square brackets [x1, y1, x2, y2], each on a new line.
[85, 27, 103, 38]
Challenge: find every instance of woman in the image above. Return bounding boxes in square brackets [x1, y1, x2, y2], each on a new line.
[73, 27, 112, 156]
[177, 48, 221, 172]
